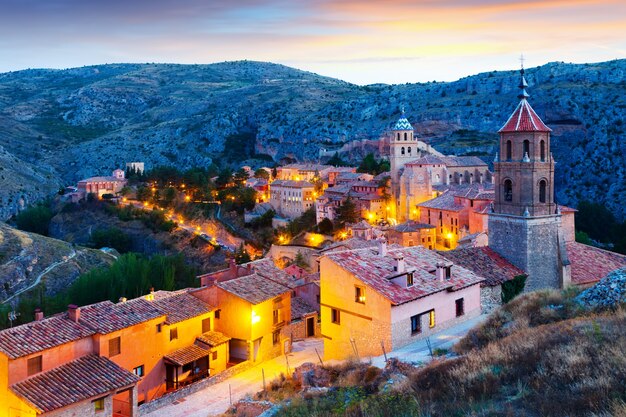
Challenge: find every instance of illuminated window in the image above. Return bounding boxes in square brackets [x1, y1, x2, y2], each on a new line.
[429, 310, 436, 328]
[109, 337, 121, 357]
[355, 286, 365, 304]
[406, 273, 414, 287]
[170, 328, 178, 341]
[27, 355, 42, 376]
[331, 308, 340, 324]
[93, 397, 105, 412]
[133, 365, 144, 377]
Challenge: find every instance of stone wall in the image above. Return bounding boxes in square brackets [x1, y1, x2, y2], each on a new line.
[46, 395, 113, 417]
[290, 315, 320, 340]
[138, 360, 255, 415]
[480, 285, 502, 313]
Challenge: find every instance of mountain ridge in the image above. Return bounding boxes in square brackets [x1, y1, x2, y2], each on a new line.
[0, 59, 624, 219]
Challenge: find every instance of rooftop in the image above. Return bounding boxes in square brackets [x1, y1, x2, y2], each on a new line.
[320, 237, 379, 254]
[216, 273, 290, 304]
[394, 221, 435, 233]
[164, 345, 210, 367]
[393, 115, 414, 131]
[499, 99, 551, 133]
[11, 355, 139, 413]
[567, 242, 626, 285]
[406, 155, 487, 168]
[437, 247, 525, 287]
[78, 176, 126, 183]
[152, 292, 214, 324]
[270, 179, 315, 188]
[324, 245, 484, 305]
[196, 331, 231, 347]
[417, 191, 464, 212]
[78, 298, 164, 334]
[0, 315, 95, 359]
[280, 163, 333, 171]
[291, 297, 317, 320]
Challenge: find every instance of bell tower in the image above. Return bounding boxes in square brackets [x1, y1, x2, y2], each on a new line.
[389, 108, 418, 222]
[488, 66, 570, 290]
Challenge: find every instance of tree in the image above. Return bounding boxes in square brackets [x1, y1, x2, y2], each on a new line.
[254, 168, 270, 180]
[136, 186, 151, 202]
[233, 168, 249, 186]
[294, 251, 308, 269]
[327, 152, 349, 167]
[235, 244, 251, 264]
[357, 153, 379, 174]
[501, 275, 527, 303]
[91, 227, 133, 253]
[162, 187, 177, 207]
[336, 197, 360, 226]
[15, 204, 54, 236]
[216, 169, 233, 188]
[318, 218, 334, 235]
[272, 167, 278, 179]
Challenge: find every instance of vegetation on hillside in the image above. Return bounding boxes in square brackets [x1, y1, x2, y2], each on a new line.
[575, 200, 626, 254]
[15, 203, 54, 236]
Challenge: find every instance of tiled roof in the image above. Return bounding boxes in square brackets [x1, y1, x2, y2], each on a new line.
[280, 163, 332, 171]
[11, 355, 139, 413]
[164, 345, 210, 366]
[196, 331, 231, 347]
[437, 247, 525, 287]
[417, 192, 464, 212]
[394, 221, 435, 233]
[499, 99, 551, 133]
[393, 116, 414, 131]
[152, 292, 214, 325]
[405, 155, 446, 166]
[407, 155, 487, 168]
[453, 185, 495, 201]
[216, 273, 289, 304]
[79, 298, 164, 334]
[0, 315, 95, 359]
[567, 242, 626, 285]
[560, 205, 577, 213]
[320, 237, 379, 254]
[78, 176, 126, 183]
[350, 220, 373, 230]
[270, 179, 314, 188]
[248, 257, 300, 289]
[324, 246, 484, 305]
[291, 297, 317, 320]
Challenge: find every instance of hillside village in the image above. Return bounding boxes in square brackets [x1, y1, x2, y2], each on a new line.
[1, 69, 626, 417]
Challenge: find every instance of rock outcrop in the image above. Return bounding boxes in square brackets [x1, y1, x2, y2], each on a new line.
[576, 267, 626, 308]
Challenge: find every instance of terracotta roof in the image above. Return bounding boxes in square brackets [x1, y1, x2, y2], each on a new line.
[567, 242, 626, 285]
[560, 205, 577, 213]
[320, 237, 379, 254]
[164, 345, 210, 366]
[216, 273, 289, 304]
[394, 221, 435, 233]
[406, 155, 487, 168]
[152, 292, 214, 325]
[249, 257, 300, 289]
[0, 315, 95, 359]
[11, 355, 139, 413]
[417, 192, 464, 212]
[499, 99, 551, 133]
[78, 298, 164, 334]
[453, 184, 495, 201]
[291, 297, 317, 320]
[78, 176, 126, 183]
[324, 246, 484, 305]
[437, 247, 525, 287]
[350, 220, 373, 230]
[270, 179, 314, 188]
[196, 331, 231, 347]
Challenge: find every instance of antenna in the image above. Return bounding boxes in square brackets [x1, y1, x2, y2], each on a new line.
[519, 54, 525, 72]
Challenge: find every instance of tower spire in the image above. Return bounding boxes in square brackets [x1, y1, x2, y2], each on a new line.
[518, 54, 529, 100]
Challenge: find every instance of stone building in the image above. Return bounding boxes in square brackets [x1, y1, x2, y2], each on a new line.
[488, 68, 571, 291]
[269, 179, 315, 219]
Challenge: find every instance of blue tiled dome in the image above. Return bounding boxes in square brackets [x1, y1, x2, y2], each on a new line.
[393, 116, 413, 131]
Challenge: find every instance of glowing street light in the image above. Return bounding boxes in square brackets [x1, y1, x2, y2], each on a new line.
[251, 311, 261, 324]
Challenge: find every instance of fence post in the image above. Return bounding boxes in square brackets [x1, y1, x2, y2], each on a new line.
[262, 368, 266, 397]
[381, 340, 388, 363]
[315, 348, 324, 366]
[229, 383, 232, 406]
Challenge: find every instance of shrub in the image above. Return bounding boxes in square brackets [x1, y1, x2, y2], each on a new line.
[15, 204, 53, 236]
[501, 274, 527, 303]
[91, 227, 133, 253]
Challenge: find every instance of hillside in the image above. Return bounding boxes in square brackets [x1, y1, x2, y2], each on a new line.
[0, 221, 115, 303]
[0, 60, 625, 219]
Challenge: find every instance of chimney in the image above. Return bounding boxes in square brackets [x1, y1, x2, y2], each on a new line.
[435, 262, 446, 282]
[34, 308, 44, 321]
[377, 238, 388, 257]
[392, 253, 405, 273]
[68, 304, 80, 323]
[229, 258, 237, 277]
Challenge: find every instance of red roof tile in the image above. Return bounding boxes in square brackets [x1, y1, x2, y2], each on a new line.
[78, 298, 164, 334]
[11, 355, 139, 413]
[216, 273, 290, 305]
[0, 315, 95, 359]
[196, 331, 231, 348]
[567, 242, 626, 285]
[164, 345, 210, 366]
[437, 247, 525, 287]
[291, 297, 317, 320]
[152, 292, 214, 324]
[417, 191, 464, 212]
[499, 99, 551, 133]
[324, 246, 484, 305]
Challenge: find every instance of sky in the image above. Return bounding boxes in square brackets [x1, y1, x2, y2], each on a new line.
[1, 0, 625, 85]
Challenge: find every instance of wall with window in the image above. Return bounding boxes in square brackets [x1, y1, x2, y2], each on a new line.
[389, 282, 481, 349]
[0, 353, 38, 417]
[44, 394, 114, 417]
[319, 256, 392, 361]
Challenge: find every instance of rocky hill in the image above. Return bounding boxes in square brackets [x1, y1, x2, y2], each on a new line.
[0, 60, 625, 219]
[0, 222, 115, 303]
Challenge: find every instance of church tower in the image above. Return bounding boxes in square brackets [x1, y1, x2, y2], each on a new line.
[488, 67, 570, 290]
[389, 109, 418, 222]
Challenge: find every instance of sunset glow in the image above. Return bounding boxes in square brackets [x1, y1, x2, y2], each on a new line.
[0, 0, 625, 83]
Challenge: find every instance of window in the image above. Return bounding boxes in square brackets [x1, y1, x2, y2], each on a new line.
[273, 309, 281, 325]
[445, 266, 452, 279]
[407, 146, 411, 154]
[212, 351, 218, 361]
[407, 273, 414, 287]
[455, 298, 465, 317]
[156, 323, 162, 333]
[504, 179, 513, 202]
[202, 318, 211, 333]
[355, 286, 366, 303]
[27, 355, 42, 376]
[170, 328, 178, 341]
[331, 308, 340, 324]
[214, 309, 221, 319]
[540, 140, 546, 161]
[133, 365, 145, 377]
[523, 140, 530, 157]
[539, 180, 547, 203]
[401, 147, 405, 155]
[429, 310, 436, 328]
[396, 132, 400, 141]
[93, 397, 105, 412]
[404, 132, 408, 141]
[109, 337, 121, 357]
[273, 330, 280, 346]
[410, 314, 421, 334]
[506, 140, 512, 161]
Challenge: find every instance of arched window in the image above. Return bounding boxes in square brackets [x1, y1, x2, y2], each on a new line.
[506, 140, 512, 161]
[540, 140, 546, 162]
[396, 132, 400, 141]
[504, 179, 513, 202]
[407, 147, 411, 154]
[404, 132, 408, 141]
[523, 140, 530, 158]
[539, 180, 547, 203]
[401, 147, 405, 155]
